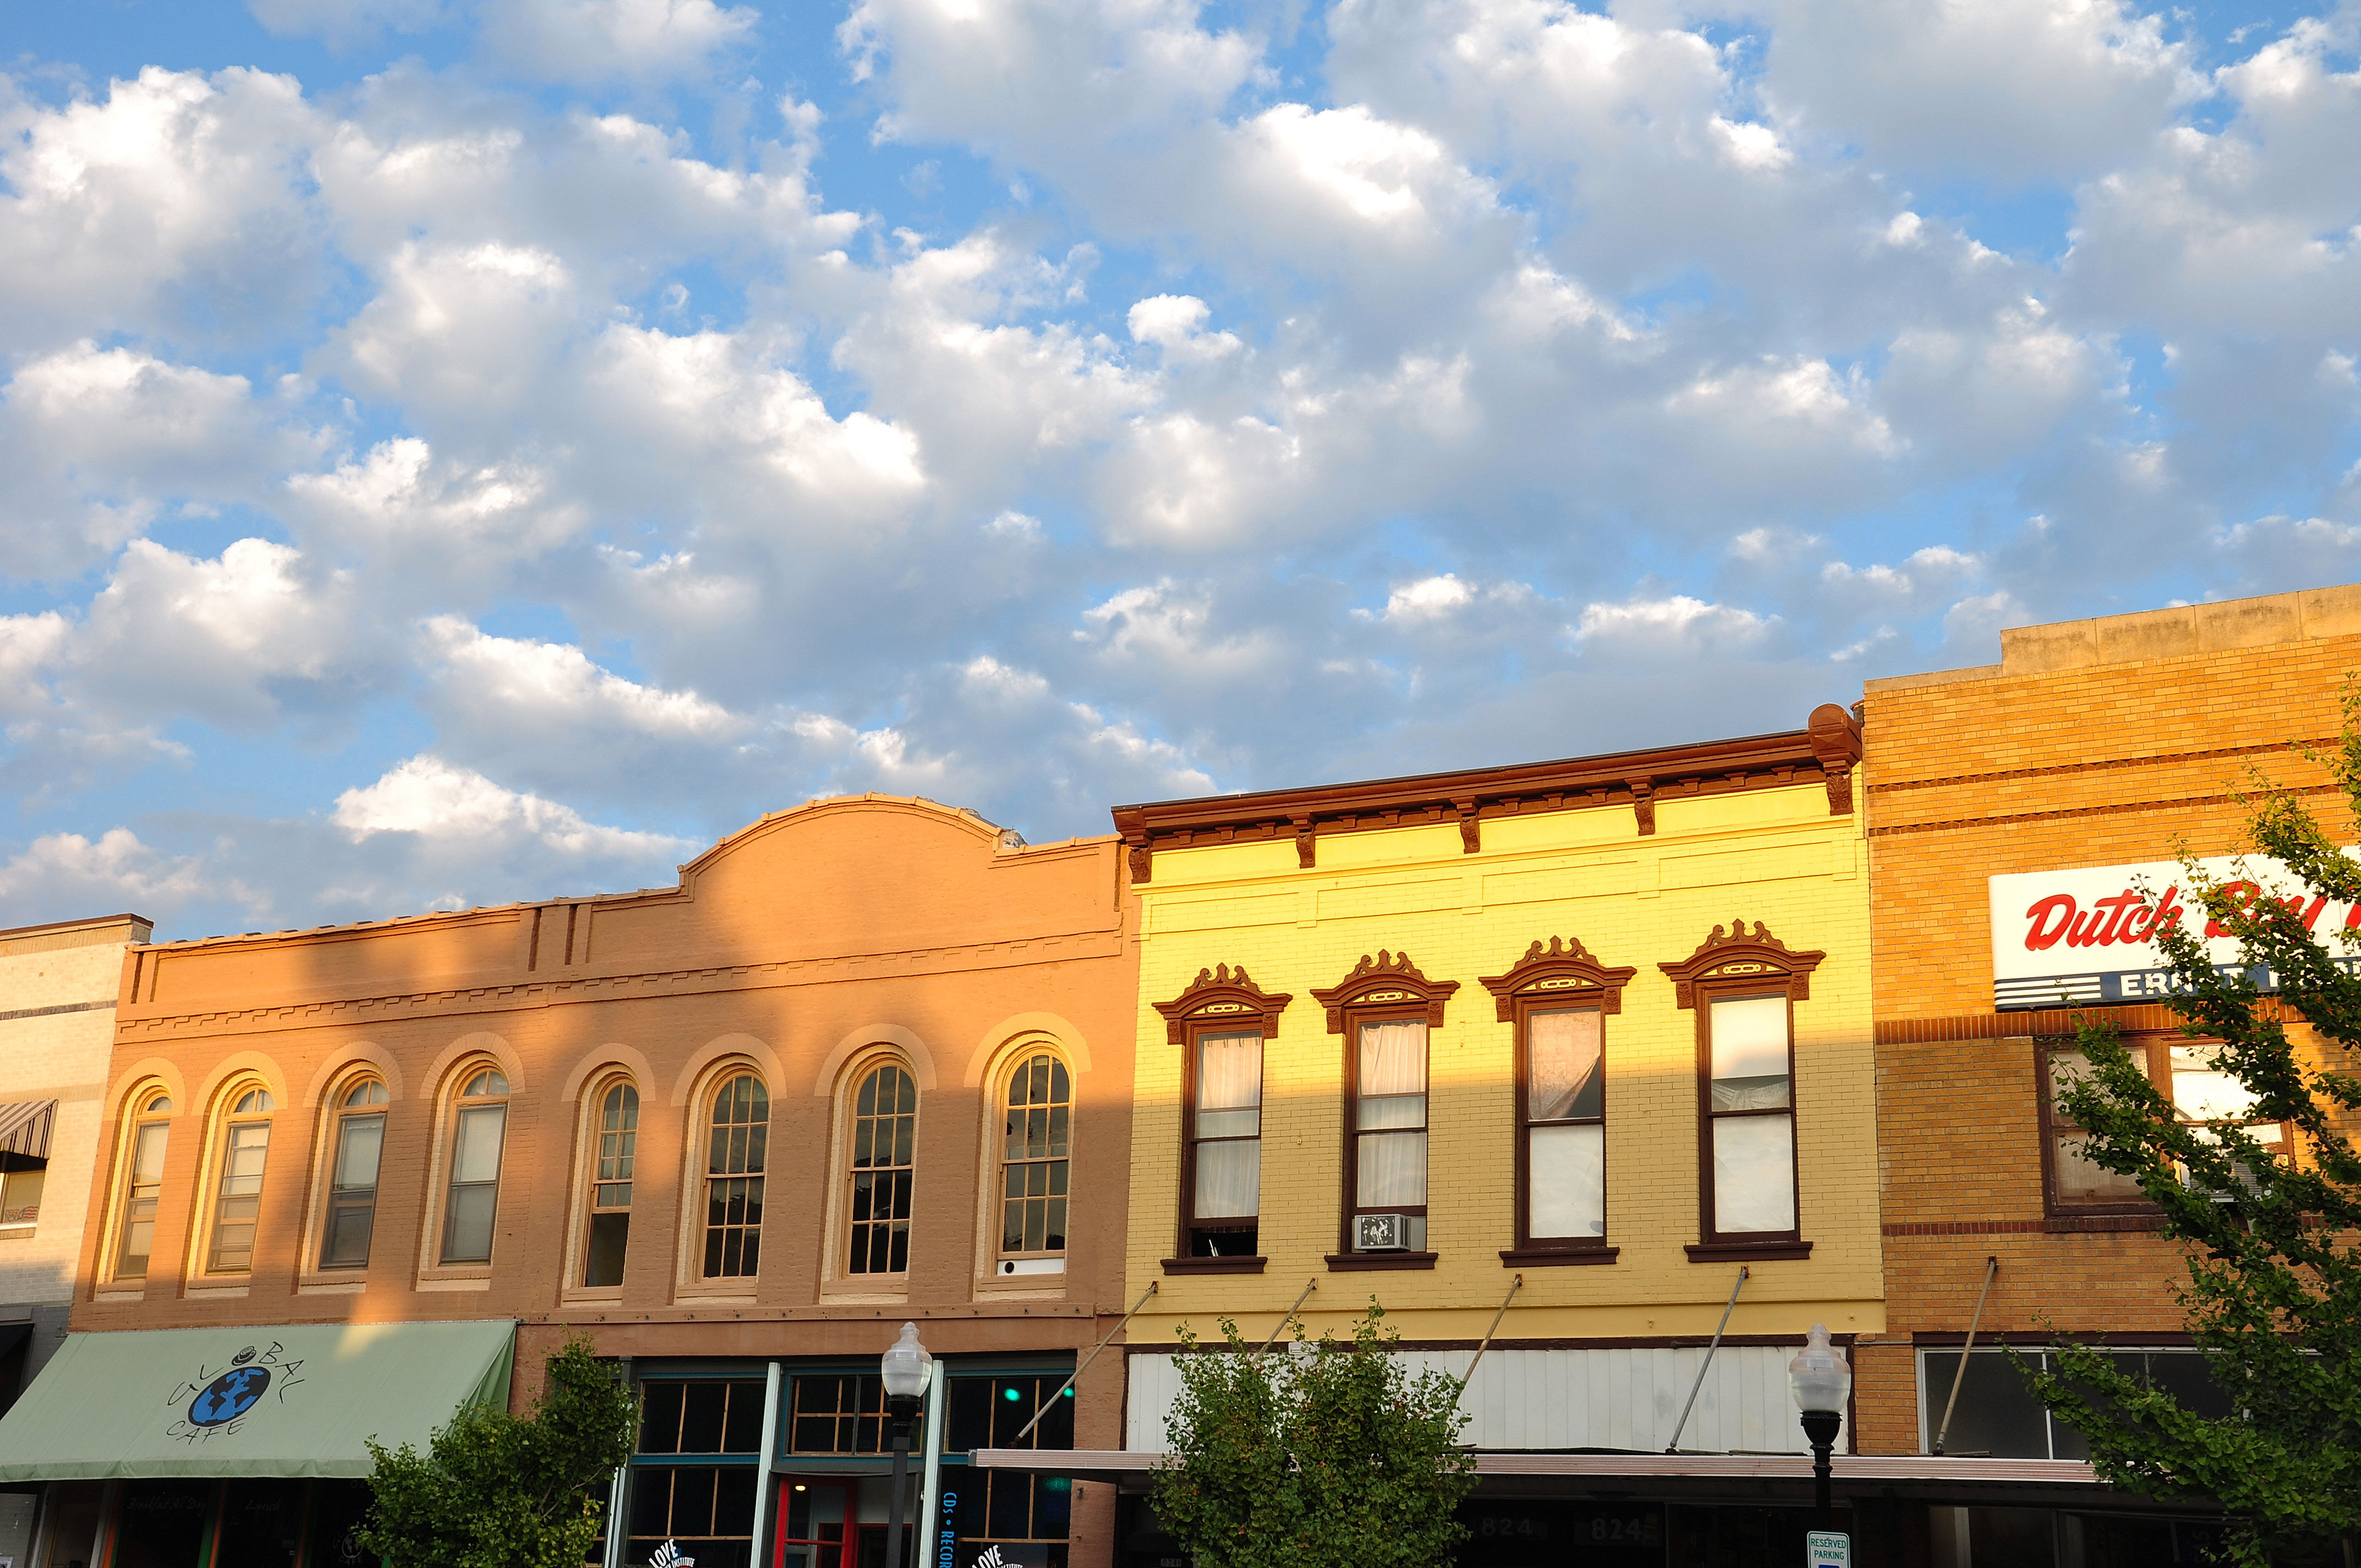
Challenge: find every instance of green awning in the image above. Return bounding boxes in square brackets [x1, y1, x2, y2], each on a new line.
[0, 1319, 515, 1480]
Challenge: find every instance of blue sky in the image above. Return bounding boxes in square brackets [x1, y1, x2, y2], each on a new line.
[2, 0, 2358, 938]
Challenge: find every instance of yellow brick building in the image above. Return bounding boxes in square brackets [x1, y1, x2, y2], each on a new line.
[1100, 706, 1883, 1560]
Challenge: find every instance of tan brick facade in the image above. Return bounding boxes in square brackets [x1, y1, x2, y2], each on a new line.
[1857, 585, 2361, 1457]
[0, 913, 150, 1413]
[66, 798, 1140, 1568]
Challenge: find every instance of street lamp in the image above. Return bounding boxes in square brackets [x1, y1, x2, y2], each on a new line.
[1788, 1322, 1851, 1529]
[880, 1321, 933, 1568]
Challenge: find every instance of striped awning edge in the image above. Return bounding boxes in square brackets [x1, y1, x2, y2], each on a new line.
[0, 1103, 55, 1160]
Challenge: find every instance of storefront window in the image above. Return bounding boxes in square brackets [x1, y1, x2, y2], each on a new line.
[787, 1373, 890, 1455]
[939, 1372, 1075, 1568]
[629, 1377, 766, 1568]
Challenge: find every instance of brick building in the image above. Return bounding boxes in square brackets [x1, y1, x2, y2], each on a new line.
[0, 915, 153, 1565]
[1858, 585, 2361, 1565]
[0, 797, 1139, 1568]
[976, 706, 1912, 1566]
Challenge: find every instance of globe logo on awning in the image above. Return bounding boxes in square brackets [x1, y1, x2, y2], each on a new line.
[189, 1362, 272, 1427]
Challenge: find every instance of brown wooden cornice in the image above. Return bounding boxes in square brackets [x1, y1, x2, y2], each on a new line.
[1658, 919, 1827, 1009]
[1109, 704, 1862, 883]
[1309, 950, 1460, 1033]
[1150, 963, 1293, 1044]
[1478, 936, 1640, 1020]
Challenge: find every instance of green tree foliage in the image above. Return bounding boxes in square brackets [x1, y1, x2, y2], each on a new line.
[2023, 690, 2361, 1565]
[1150, 1301, 1478, 1568]
[358, 1336, 639, 1568]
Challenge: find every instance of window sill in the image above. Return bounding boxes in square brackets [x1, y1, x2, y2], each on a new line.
[818, 1281, 905, 1303]
[1324, 1251, 1437, 1272]
[1161, 1255, 1266, 1275]
[184, 1281, 251, 1298]
[2044, 1213, 2167, 1234]
[1500, 1246, 1619, 1267]
[562, 1285, 627, 1306]
[1685, 1240, 1812, 1262]
[296, 1280, 365, 1297]
[417, 1277, 492, 1293]
[0, 1228, 35, 1243]
[93, 1287, 144, 1303]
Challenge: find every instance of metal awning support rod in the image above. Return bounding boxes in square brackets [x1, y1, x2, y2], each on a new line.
[1664, 1266, 1748, 1453]
[1015, 1280, 1158, 1445]
[1258, 1279, 1319, 1354]
[1458, 1273, 1523, 1392]
[1932, 1256, 2000, 1456]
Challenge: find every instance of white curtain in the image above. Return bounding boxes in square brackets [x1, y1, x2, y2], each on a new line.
[1712, 1114, 1796, 1233]
[1709, 995, 1791, 1111]
[1195, 1032, 1262, 1137]
[1195, 1031, 1262, 1218]
[1528, 1123, 1604, 1237]
[1529, 1009, 1602, 1121]
[1195, 1141, 1260, 1218]
[1357, 1020, 1428, 1206]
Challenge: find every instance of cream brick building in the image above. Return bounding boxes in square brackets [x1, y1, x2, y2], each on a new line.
[0, 916, 149, 1410]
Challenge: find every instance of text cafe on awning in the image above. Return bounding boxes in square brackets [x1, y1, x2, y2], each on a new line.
[0, 1319, 514, 1567]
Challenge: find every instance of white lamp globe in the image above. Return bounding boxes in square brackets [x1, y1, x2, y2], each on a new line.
[880, 1321, 932, 1400]
[1787, 1323, 1852, 1416]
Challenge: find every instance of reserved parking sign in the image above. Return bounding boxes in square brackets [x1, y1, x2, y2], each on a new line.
[1806, 1529, 1850, 1567]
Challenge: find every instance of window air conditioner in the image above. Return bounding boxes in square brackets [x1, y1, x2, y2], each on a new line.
[1354, 1213, 1410, 1252]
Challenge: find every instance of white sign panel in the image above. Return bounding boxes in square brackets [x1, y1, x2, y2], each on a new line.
[1989, 853, 2360, 1011]
[1805, 1530, 1850, 1568]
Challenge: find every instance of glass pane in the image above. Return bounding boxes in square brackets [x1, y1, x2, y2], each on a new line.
[132, 1122, 169, 1184]
[443, 1182, 497, 1262]
[1921, 1351, 2051, 1457]
[1358, 1019, 1427, 1096]
[1528, 1122, 1604, 1238]
[1356, 1129, 1426, 1207]
[0, 1167, 43, 1226]
[2172, 1046, 2261, 1124]
[1194, 1139, 1259, 1219]
[2055, 1133, 2145, 1202]
[1530, 1008, 1604, 1121]
[334, 1114, 384, 1191]
[452, 1106, 505, 1185]
[586, 1211, 630, 1287]
[223, 1123, 270, 1191]
[1195, 1107, 1256, 1139]
[322, 1199, 374, 1267]
[1357, 1093, 1425, 1131]
[1709, 995, 1791, 1110]
[1711, 1114, 1796, 1232]
[1196, 1033, 1262, 1115]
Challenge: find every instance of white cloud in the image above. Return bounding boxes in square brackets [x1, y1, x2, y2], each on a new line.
[478, 0, 758, 83]
[0, 67, 324, 352]
[0, 828, 220, 914]
[1574, 595, 1779, 652]
[334, 754, 693, 859]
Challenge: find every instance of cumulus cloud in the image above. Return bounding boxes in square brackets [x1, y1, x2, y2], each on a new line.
[6, 0, 2361, 936]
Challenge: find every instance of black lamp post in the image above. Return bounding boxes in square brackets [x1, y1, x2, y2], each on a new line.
[1787, 1322, 1852, 1531]
[880, 1321, 933, 1568]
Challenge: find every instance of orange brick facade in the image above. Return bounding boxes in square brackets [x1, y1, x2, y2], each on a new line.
[1856, 587, 2361, 1458]
[69, 796, 1140, 1568]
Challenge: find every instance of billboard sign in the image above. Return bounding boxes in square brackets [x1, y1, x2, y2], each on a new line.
[1988, 853, 2361, 1011]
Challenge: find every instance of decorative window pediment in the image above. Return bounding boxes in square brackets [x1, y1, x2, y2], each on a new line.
[1309, 950, 1459, 1034]
[1659, 918, 1826, 1008]
[1152, 964, 1293, 1044]
[1478, 935, 1639, 1019]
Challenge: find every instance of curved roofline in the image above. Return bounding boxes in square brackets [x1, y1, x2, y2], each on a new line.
[678, 792, 1004, 880]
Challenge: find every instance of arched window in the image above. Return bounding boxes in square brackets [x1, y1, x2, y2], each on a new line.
[846, 1063, 916, 1276]
[585, 1080, 639, 1287]
[208, 1086, 274, 1274]
[440, 1067, 509, 1265]
[322, 1079, 389, 1269]
[701, 1074, 766, 1279]
[997, 1054, 1070, 1269]
[113, 1090, 173, 1281]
